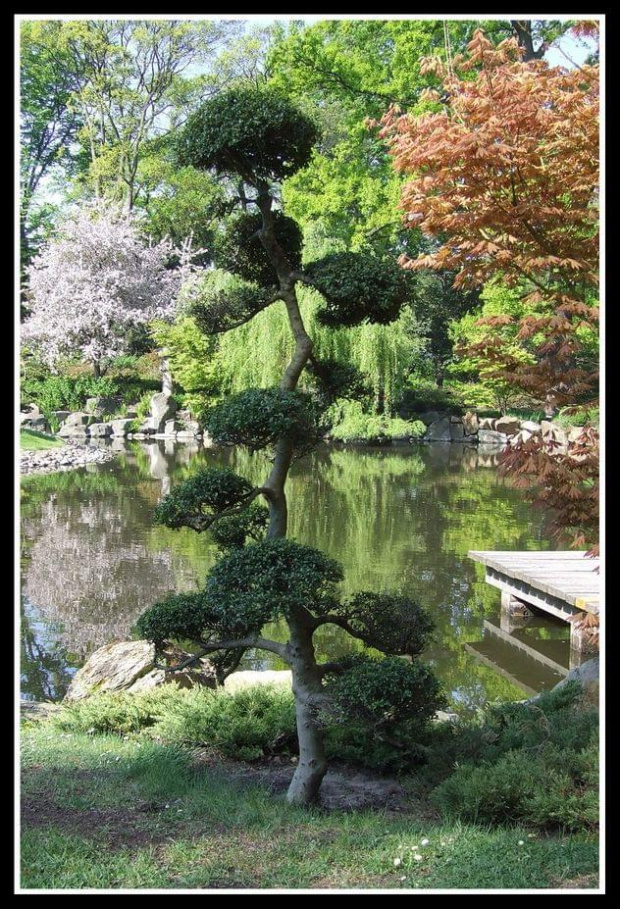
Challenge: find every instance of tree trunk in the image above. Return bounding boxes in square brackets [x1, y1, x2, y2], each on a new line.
[93, 361, 101, 379]
[286, 613, 328, 806]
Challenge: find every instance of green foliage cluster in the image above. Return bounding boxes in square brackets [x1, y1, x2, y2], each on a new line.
[153, 467, 256, 529]
[182, 270, 272, 336]
[205, 387, 322, 453]
[397, 379, 466, 416]
[343, 592, 435, 656]
[327, 400, 425, 443]
[323, 654, 446, 771]
[176, 86, 321, 182]
[205, 538, 344, 623]
[306, 251, 410, 327]
[151, 317, 221, 417]
[215, 211, 303, 286]
[208, 506, 269, 552]
[430, 682, 599, 832]
[306, 357, 369, 408]
[49, 685, 297, 762]
[21, 373, 160, 419]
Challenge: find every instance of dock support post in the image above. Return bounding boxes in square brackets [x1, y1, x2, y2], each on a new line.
[569, 621, 599, 669]
[500, 590, 534, 633]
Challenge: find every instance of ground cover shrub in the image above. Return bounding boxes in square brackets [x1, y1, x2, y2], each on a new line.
[429, 682, 599, 832]
[328, 400, 425, 443]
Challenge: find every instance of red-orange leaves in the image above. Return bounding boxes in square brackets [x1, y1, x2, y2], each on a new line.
[380, 28, 600, 547]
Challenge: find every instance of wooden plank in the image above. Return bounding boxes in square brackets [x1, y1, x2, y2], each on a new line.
[470, 550, 590, 562]
[484, 574, 580, 620]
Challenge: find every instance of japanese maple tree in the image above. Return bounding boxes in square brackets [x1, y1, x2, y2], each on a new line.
[379, 27, 600, 548]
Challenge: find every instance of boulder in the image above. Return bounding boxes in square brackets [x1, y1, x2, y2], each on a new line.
[223, 669, 292, 692]
[450, 421, 465, 441]
[510, 429, 533, 445]
[568, 426, 586, 443]
[139, 417, 156, 434]
[478, 417, 497, 430]
[462, 412, 479, 435]
[180, 420, 202, 435]
[426, 417, 452, 441]
[415, 410, 443, 426]
[64, 412, 92, 426]
[85, 395, 120, 416]
[58, 423, 89, 438]
[478, 429, 508, 445]
[110, 419, 134, 436]
[24, 417, 49, 433]
[521, 420, 542, 434]
[150, 393, 177, 432]
[494, 416, 521, 436]
[63, 640, 217, 701]
[88, 422, 112, 437]
[164, 419, 183, 435]
[52, 410, 72, 424]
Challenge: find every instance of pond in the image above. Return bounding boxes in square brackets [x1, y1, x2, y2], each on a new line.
[20, 440, 571, 710]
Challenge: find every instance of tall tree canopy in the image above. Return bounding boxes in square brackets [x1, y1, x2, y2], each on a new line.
[380, 28, 599, 546]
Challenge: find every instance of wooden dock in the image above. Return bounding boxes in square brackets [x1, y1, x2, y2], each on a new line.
[468, 550, 601, 660]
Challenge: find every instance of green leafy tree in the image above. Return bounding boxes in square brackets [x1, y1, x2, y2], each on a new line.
[137, 85, 442, 806]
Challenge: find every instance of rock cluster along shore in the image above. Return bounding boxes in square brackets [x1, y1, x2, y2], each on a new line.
[21, 393, 212, 447]
[419, 411, 582, 449]
[20, 441, 115, 475]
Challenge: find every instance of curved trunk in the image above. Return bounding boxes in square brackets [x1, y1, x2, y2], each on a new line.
[254, 180, 326, 804]
[285, 612, 328, 805]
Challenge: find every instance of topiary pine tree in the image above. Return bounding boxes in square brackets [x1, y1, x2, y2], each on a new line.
[136, 85, 442, 806]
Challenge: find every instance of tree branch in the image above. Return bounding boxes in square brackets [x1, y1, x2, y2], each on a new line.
[154, 635, 290, 671]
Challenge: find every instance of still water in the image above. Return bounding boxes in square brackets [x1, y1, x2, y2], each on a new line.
[20, 441, 571, 709]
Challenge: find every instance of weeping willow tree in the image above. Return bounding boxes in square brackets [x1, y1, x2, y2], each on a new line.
[216, 285, 422, 412]
[136, 85, 444, 807]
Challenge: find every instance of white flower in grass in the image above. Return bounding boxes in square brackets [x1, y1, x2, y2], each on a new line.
[393, 858, 402, 867]
[518, 840, 524, 846]
[420, 838, 430, 847]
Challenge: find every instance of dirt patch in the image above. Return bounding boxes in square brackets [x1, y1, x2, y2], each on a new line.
[193, 753, 437, 815]
[21, 794, 176, 849]
[552, 873, 599, 890]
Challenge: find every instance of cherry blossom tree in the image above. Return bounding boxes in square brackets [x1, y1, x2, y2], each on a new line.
[22, 201, 200, 376]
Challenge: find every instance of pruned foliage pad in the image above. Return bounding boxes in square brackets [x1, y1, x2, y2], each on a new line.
[153, 467, 256, 531]
[215, 212, 303, 287]
[176, 86, 321, 182]
[342, 592, 436, 656]
[184, 270, 273, 335]
[305, 251, 411, 327]
[205, 387, 322, 453]
[206, 538, 344, 622]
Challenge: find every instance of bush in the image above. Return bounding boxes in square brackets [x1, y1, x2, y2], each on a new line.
[50, 686, 297, 762]
[21, 373, 160, 419]
[397, 380, 465, 416]
[328, 400, 425, 443]
[429, 682, 599, 832]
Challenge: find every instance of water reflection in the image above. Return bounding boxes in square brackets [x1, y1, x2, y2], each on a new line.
[20, 441, 568, 707]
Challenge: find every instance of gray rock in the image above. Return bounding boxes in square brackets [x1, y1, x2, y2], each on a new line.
[88, 422, 112, 437]
[64, 412, 92, 426]
[462, 412, 479, 435]
[64, 640, 217, 701]
[164, 419, 183, 435]
[223, 669, 292, 692]
[478, 429, 508, 445]
[478, 417, 497, 430]
[24, 417, 49, 432]
[494, 416, 521, 436]
[426, 417, 452, 441]
[110, 419, 134, 436]
[541, 420, 568, 450]
[449, 415, 463, 424]
[150, 393, 177, 432]
[58, 423, 89, 438]
[521, 420, 542, 434]
[568, 426, 585, 443]
[416, 410, 443, 426]
[510, 429, 534, 445]
[139, 418, 156, 434]
[450, 421, 465, 441]
[180, 420, 202, 434]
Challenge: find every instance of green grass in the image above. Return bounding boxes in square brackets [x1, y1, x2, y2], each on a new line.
[20, 724, 599, 891]
[20, 429, 64, 450]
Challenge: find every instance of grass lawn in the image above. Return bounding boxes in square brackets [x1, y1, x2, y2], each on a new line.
[20, 429, 64, 450]
[20, 724, 599, 891]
